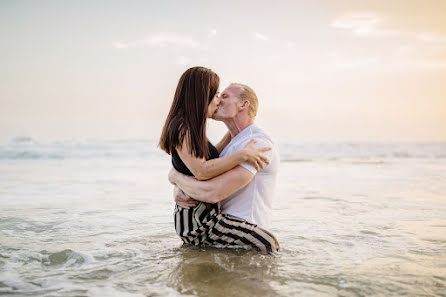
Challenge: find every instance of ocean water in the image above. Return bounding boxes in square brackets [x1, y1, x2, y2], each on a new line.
[0, 138, 445, 297]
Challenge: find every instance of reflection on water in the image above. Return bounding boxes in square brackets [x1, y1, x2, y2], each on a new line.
[167, 246, 278, 297]
[0, 141, 445, 296]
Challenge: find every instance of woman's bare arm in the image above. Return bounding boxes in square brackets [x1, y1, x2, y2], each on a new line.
[177, 138, 270, 181]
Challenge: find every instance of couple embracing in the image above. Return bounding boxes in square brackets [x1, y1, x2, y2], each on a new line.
[159, 67, 279, 254]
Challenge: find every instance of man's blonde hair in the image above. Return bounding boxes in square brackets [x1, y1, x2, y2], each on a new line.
[231, 83, 258, 119]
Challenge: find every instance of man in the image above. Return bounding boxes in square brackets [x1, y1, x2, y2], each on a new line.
[169, 83, 279, 251]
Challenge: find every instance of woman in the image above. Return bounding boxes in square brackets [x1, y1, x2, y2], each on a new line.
[159, 66, 278, 253]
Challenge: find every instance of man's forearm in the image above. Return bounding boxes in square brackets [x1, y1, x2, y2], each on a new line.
[169, 165, 254, 204]
[170, 171, 216, 203]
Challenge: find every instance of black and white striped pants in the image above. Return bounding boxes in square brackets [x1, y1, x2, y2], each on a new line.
[174, 202, 279, 254]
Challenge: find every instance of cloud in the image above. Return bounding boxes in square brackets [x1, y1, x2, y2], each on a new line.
[415, 32, 446, 43]
[332, 14, 381, 36]
[331, 13, 446, 71]
[113, 32, 199, 49]
[253, 32, 269, 41]
[325, 49, 446, 72]
[287, 41, 296, 48]
[113, 29, 221, 53]
[418, 61, 446, 69]
[328, 52, 380, 69]
[332, 14, 446, 45]
[176, 55, 192, 66]
[112, 42, 131, 49]
[113, 30, 220, 67]
[147, 32, 199, 48]
[208, 28, 217, 38]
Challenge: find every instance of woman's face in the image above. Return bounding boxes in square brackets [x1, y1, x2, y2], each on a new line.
[207, 89, 220, 118]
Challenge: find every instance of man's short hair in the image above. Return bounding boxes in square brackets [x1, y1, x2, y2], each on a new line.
[231, 83, 258, 119]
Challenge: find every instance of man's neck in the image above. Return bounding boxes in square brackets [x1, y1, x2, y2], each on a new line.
[223, 116, 254, 138]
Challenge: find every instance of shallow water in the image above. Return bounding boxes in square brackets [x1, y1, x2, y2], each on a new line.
[0, 140, 445, 296]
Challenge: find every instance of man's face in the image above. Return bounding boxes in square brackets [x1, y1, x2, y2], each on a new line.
[212, 85, 242, 121]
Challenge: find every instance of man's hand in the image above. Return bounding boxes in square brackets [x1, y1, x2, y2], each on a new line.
[174, 186, 198, 209]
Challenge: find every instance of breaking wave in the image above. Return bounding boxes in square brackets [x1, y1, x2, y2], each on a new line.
[1, 137, 445, 161]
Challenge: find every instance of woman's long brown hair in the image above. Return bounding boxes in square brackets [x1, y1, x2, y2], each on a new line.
[159, 66, 220, 158]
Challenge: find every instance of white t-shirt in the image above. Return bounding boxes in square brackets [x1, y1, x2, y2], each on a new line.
[219, 124, 279, 230]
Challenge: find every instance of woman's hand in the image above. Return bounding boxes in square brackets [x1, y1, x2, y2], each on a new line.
[174, 186, 197, 209]
[241, 139, 271, 171]
[168, 168, 177, 185]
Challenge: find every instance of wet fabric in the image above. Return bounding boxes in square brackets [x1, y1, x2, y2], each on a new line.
[174, 203, 279, 254]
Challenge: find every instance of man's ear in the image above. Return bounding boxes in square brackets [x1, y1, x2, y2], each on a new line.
[239, 100, 250, 111]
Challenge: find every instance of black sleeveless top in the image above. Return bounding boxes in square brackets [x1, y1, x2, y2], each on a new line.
[172, 141, 219, 176]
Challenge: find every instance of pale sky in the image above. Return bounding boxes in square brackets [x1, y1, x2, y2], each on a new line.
[1, 0, 445, 143]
